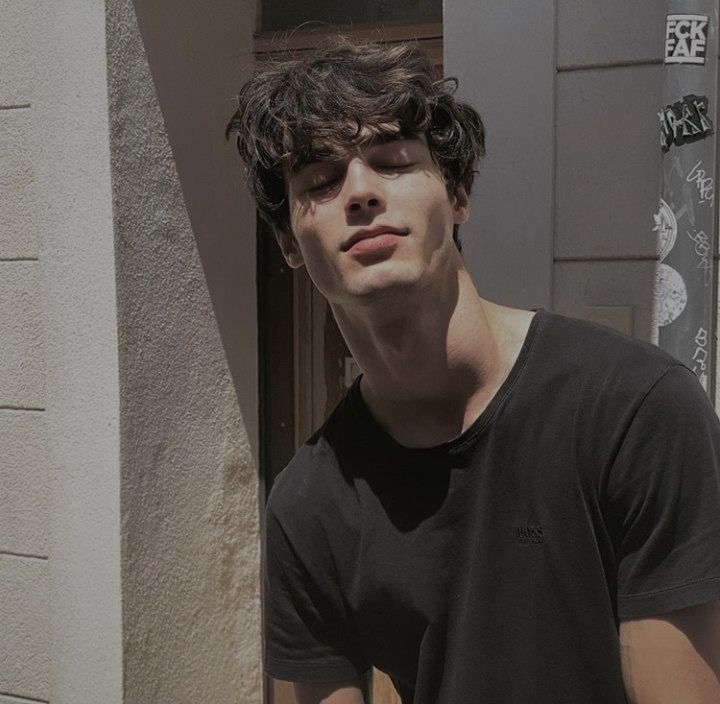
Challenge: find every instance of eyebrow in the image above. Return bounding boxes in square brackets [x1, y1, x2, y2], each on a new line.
[289, 132, 421, 175]
[359, 131, 416, 148]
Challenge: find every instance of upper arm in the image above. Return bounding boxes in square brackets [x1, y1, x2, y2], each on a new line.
[619, 600, 720, 704]
[264, 493, 369, 684]
[291, 680, 366, 704]
[606, 365, 720, 620]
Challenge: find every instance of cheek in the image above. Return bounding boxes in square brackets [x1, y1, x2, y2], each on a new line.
[416, 192, 456, 255]
[426, 205, 453, 247]
[414, 182, 455, 229]
[406, 174, 451, 210]
[291, 215, 342, 287]
[293, 217, 334, 261]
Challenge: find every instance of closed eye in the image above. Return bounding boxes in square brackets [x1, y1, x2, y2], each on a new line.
[376, 162, 415, 172]
[307, 177, 341, 194]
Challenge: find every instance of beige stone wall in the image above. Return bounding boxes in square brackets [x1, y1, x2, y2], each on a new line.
[3, 0, 128, 699]
[1, 1, 51, 702]
[32, 0, 125, 701]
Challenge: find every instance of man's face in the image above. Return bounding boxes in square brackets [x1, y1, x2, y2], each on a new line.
[276, 130, 469, 307]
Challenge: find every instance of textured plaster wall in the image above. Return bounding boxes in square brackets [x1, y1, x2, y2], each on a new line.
[106, 0, 261, 701]
[32, 0, 124, 702]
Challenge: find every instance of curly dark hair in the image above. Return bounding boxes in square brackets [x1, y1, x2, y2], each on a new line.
[226, 36, 486, 251]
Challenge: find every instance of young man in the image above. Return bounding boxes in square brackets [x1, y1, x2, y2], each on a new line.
[228, 39, 720, 704]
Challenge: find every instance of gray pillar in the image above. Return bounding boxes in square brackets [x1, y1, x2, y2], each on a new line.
[444, 0, 555, 310]
[655, 2, 719, 399]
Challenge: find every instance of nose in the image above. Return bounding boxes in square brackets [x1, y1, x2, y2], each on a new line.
[344, 159, 385, 217]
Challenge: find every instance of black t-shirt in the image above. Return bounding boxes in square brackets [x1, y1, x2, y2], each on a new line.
[263, 310, 720, 703]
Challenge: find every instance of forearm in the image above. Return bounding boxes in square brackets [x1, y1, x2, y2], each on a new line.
[620, 603, 720, 703]
[291, 680, 366, 704]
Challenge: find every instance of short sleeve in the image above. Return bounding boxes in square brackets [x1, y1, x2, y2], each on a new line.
[606, 364, 720, 619]
[263, 492, 369, 682]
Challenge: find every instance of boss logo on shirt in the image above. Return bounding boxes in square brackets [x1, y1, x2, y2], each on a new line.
[665, 14, 709, 65]
[516, 524, 544, 544]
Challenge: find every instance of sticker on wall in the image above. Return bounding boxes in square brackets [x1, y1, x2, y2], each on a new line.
[659, 94, 714, 152]
[665, 14, 709, 65]
[655, 263, 688, 326]
[652, 198, 677, 260]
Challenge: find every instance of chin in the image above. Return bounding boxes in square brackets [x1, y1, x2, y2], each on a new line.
[343, 263, 427, 302]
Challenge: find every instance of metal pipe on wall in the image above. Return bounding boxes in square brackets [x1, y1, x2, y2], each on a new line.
[655, 1, 719, 399]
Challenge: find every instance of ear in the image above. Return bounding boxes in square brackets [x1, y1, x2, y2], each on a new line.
[274, 229, 305, 269]
[452, 184, 470, 225]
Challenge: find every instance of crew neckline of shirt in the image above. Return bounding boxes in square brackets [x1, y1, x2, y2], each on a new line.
[347, 308, 546, 459]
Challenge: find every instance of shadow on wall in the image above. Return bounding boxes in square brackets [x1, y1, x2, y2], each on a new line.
[119, 0, 259, 463]
[106, 0, 263, 702]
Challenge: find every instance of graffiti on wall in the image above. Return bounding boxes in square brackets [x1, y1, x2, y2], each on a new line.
[686, 227, 713, 286]
[692, 326, 709, 388]
[685, 159, 714, 205]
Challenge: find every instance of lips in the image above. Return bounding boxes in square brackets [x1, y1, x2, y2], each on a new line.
[342, 225, 409, 251]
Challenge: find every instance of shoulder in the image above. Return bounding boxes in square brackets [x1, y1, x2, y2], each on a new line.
[267, 436, 337, 527]
[534, 310, 684, 399]
[265, 392, 366, 576]
[266, 391, 358, 530]
[519, 311, 710, 469]
[539, 309, 675, 368]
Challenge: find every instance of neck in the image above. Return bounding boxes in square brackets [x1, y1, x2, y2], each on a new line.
[330, 261, 515, 447]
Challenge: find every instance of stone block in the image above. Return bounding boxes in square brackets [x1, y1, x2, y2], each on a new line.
[553, 259, 657, 341]
[558, 0, 665, 68]
[0, 263, 45, 408]
[556, 65, 663, 259]
[0, 556, 50, 701]
[0, 109, 38, 258]
[0, 2, 38, 106]
[0, 410, 48, 556]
